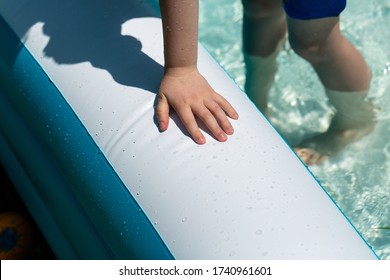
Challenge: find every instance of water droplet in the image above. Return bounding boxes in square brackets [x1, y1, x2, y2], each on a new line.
[255, 229, 263, 235]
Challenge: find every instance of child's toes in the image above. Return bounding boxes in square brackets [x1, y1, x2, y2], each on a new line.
[294, 147, 326, 166]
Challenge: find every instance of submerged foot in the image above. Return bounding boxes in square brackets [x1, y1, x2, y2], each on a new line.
[293, 112, 376, 166]
[293, 90, 378, 166]
[293, 147, 328, 166]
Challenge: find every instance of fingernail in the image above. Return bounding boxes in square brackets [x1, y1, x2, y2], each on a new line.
[219, 132, 227, 142]
[226, 126, 234, 135]
[159, 121, 166, 131]
[197, 135, 206, 144]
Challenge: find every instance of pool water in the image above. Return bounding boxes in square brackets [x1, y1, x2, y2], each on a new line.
[199, 0, 390, 259]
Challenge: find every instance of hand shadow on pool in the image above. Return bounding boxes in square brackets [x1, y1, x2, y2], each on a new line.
[8, 0, 201, 140]
[12, 0, 163, 94]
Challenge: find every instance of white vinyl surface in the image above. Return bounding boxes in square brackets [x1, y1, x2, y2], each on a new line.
[0, 0, 377, 259]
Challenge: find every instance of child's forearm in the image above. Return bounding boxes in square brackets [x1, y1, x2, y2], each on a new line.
[157, 0, 238, 144]
[159, 0, 198, 70]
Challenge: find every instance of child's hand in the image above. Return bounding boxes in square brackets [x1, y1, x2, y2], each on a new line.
[156, 66, 239, 144]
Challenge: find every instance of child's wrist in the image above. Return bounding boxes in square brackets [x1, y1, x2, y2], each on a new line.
[163, 65, 198, 77]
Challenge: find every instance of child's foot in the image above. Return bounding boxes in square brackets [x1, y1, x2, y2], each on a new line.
[293, 122, 374, 166]
[293, 147, 328, 166]
[293, 96, 377, 166]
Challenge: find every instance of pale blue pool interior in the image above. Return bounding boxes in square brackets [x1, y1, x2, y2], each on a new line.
[199, 0, 390, 259]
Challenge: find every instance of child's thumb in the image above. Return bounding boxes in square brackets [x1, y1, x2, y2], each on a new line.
[156, 93, 170, 131]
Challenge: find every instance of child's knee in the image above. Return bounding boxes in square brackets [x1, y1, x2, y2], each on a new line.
[287, 17, 340, 64]
[289, 36, 322, 63]
[242, 0, 283, 19]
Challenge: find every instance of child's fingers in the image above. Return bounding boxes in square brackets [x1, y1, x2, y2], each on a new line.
[156, 93, 170, 131]
[215, 94, 239, 120]
[194, 105, 228, 142]
[204, 100, 234, 135]
[176, 107, 206, 145]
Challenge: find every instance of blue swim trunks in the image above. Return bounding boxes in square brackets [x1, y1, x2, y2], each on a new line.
[283, 0, 347, 20]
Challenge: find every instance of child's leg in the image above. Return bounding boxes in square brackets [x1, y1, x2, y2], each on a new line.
[242, 0, 286, 114]
[242, 0, 286, 56]
[287, 17, 371, 93]
[287, 17, 375, 164]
